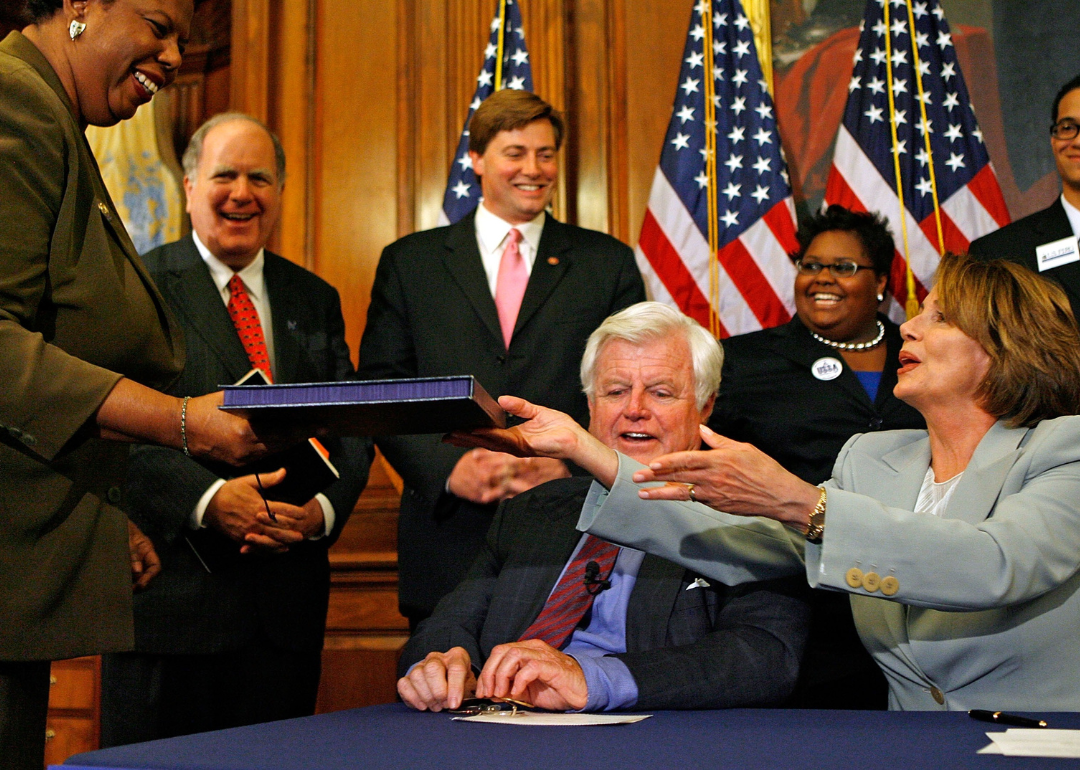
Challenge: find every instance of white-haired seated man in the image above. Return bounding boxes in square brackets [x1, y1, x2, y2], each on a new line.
[397, 302, 810, 712]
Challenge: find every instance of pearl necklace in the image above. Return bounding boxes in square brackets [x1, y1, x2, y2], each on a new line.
[811, 320, 885, 352]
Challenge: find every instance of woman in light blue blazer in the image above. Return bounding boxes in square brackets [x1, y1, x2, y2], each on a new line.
[452, 254, 1080, 711]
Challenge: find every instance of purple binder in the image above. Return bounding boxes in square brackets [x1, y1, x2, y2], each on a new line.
[220, 375, 506, 435]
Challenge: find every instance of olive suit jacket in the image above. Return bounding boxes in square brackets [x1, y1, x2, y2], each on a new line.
[357, 211, 645, 618]
[968, 197, 1080, 316]
[0, 32, 184, 661]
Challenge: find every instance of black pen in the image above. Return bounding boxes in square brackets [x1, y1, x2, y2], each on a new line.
[969, 710, 1048, 728]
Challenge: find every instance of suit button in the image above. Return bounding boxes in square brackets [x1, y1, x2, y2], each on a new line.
[495, 355, 506, 364]
[107, 487, 122, 504]
[862, 571, 881, 592]
[880, 576, 899, 596]
[930, 686, 945, 705]
[845, 567, 864, 588]
[869, 416, 883, 429]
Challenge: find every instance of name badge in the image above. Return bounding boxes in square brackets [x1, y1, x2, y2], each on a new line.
[1035, 236, 1080, 272]
[812, 357, 843, 381]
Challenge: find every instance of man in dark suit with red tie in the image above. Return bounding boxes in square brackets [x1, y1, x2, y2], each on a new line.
[970, 74, 1080, 315]
[99, 113, 370, 744]
[357, 90, 646, 631]
[397, 304, 809, 711]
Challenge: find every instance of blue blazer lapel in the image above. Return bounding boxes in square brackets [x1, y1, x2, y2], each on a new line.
[165, 238, 252, 382]
[513, 217, 571, 339]
[441, 215, 504, 346]
[262, 253, 301, 382]
[944, 422, 1028, 525]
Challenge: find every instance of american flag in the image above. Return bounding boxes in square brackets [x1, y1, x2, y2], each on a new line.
[636, 0, 799, 338]
[439, 0, 533, 225]
[824, 0, 1010, 319]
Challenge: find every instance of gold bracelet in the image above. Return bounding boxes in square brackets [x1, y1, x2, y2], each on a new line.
[180, 396, 191, 457]
[805, 486, 827, 544]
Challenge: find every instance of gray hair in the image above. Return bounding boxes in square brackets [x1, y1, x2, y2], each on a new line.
[580, 301, 724, 410]
[182, 112, 286, 186]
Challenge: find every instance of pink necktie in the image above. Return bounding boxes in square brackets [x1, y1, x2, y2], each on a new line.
[494, 228, 528, 347]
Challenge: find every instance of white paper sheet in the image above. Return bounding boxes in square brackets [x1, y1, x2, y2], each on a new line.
[452, 712, 652, 727]
[979, 729, 1080, 758]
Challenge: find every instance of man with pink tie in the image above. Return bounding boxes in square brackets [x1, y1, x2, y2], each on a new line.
[358, 90, 645, 630]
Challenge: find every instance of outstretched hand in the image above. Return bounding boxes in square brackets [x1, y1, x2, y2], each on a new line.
[445, 396, 619, 487]
[631, 424, 820, 531]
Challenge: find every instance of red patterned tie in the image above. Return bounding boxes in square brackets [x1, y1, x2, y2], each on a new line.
[494, 228, 528, 348]
[227, 274, 273, 382]
[518, 535, 620, 649]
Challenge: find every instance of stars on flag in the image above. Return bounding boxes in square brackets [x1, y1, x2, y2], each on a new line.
[440, 0, 533, 224]
[638, 0, 799, 338]
[451, 180, 471, 199]
[654, 1, 786, 218]
[839, 0, 994, 216]
[825, 0, 1009, 321]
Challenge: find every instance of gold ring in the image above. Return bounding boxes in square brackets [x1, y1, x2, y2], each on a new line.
[687, 484, 697, 503]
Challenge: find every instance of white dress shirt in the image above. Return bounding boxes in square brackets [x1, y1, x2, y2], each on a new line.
[1061, 194, 1080, 239]
[473, 200, 545, 297]
[188, 232, 333, 538]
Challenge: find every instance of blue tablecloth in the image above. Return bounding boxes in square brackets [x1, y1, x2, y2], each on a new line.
[62, 703, 1080, 769]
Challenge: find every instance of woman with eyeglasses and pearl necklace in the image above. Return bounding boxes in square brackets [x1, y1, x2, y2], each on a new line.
[707, 205, 925, 710]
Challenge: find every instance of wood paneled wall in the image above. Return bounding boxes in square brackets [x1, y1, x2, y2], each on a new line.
[230, 0, 699, 359]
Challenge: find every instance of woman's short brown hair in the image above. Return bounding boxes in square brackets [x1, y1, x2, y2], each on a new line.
[936, 252, 1080, 427]
[467, 90, 564, 156]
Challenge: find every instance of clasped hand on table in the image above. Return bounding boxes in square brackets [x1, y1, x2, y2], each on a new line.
[398, 640, 588, 713]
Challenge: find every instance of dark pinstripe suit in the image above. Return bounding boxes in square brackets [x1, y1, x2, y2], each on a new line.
[400, 477, 811, 710]
[100, 236, 371, 744]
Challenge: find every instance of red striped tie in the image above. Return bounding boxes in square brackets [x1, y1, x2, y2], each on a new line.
[518, 535, 620, 649]
[227, 274, 273, 382]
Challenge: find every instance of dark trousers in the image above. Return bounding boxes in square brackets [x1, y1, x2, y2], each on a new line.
[100, 643, 321, 748]
[0, 660, 51, 770]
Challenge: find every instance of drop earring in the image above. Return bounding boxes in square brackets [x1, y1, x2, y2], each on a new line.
[877, 293, 884, 302]
[69, 19, 86, 40]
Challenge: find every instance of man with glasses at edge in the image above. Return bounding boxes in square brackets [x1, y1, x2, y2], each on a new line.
[970, 74, 1080, 317]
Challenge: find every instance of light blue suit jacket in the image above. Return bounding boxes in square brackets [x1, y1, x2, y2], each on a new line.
[578, 416, 1080, 711]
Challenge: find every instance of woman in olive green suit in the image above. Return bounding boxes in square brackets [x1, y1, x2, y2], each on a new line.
[1, 3, 279, 766]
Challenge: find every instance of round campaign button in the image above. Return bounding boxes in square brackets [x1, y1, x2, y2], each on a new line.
[811, 357, 843, 381]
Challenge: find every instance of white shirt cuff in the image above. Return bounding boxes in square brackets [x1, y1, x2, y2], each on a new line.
[191, 478, 227, 529]
[312, 493, 334, 539]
